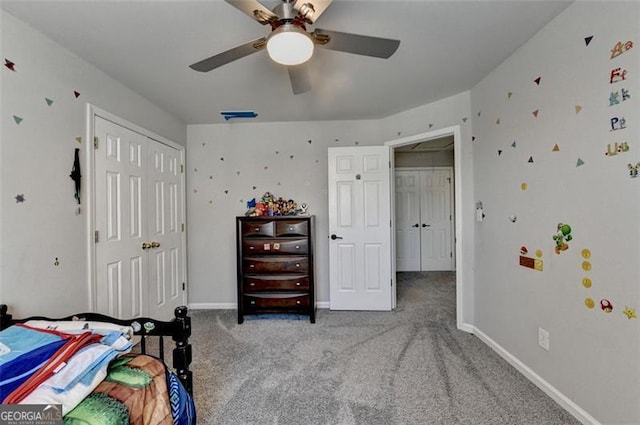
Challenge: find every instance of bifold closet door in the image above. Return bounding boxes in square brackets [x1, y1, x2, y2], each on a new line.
[94, 116, 184, 320]
[394, 168, 454, 272]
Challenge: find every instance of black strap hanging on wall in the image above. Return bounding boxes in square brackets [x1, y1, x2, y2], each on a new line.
[69, 148, 81, 204]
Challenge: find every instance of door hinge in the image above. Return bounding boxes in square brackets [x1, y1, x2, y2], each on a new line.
[450, 252, 453, 258]
[181, 223, 185, 232]
[180, 164, 184, 173]
[391, 278, 393, 287]
[94, 230, 99, 243]
[93, 137, 99, 149]
[450, 214, 452, 220]
[182, 282, 186, 291]
[389, 161, 391, 169]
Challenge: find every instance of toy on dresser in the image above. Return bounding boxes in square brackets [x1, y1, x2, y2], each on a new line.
[245, 192, 306, 217]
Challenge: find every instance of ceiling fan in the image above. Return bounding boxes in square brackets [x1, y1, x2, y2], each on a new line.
[189, 0, 401, 94]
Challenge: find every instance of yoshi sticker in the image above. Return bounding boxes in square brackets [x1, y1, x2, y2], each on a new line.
[553, 223, 572, 254]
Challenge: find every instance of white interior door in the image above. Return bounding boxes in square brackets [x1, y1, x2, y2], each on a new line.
[328, 146, 392, 310]
[420, 168, 454, 271]
[147, 140, 184, 320]
[395, 170, 421, 271]
[94, 116, 184, 320]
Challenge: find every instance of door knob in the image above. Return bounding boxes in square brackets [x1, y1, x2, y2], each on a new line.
[412, 224, 419, 228]
[422, 224, 431, 227]
[330, 234, 343, 240]
[142, 242, 151, 250]
[150, 241, 161, 248]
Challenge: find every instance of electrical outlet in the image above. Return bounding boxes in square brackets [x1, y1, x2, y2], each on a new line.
[538, 327, 550, 351]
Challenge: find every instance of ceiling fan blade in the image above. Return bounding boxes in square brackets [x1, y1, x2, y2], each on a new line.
[224, 0, 279, 24]
[288, 64, 312, 95]
[292, 0, 332, 24]
[189, 37, 267, 72]
[313, 29, 400, 59]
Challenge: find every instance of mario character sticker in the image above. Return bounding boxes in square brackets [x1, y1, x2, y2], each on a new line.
[552, 223, 572, 254]
[622, 306, 637, 319]
[519, 246, 543, 271]
[600, 299, 613, 313]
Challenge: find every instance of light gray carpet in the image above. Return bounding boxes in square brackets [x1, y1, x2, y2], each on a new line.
[188, 272, 579, 425]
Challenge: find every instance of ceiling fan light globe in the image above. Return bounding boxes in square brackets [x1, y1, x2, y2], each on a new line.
[266, 25, 314, 66]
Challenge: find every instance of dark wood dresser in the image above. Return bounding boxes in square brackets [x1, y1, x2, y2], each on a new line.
[236, 216, 316, 324]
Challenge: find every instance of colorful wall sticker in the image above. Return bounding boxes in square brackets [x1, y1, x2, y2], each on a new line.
[609, 88, 631, 106]
[4, 59, 16, 71]
[610, 40, 633, 59]
[15, 194, 25, 203]
[13, 115, 23, 125]
[600, 299, 613, 313]
[605, 142, 629, 156]
[609, 67, 628, 84]
[520, 182, 527, 191]
[532, 109, 540, 118]
[75, 136, 82, 144]
[534, 76, 541, 85]
[575, 105, 582, 114]
[509, 214, 517, 223]
[584, 36, 593, 47]
[54, 257, 60, 266]
[610, 116, 627, 131]
[576, 158, 585, 167]
[45, 98, 54, 106]
[552, 223, 572, 254]
[511, 141, 517, 148]
[552, 144, 560, 151]
[622, 306, 637, 319]
[519, 246, 543, 271]
[73, 90, 81, 98]
[628, 162, 640, 177]
[585, 298, 595, 309]
[582, 278, 592, 288]
[507, 92, 513, 99]
[528, 156, 534, 163]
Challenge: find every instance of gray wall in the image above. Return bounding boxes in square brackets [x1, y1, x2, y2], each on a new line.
[470, 2, 639, 423]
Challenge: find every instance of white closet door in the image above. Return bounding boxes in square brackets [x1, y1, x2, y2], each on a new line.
[420, 168, 453, 271]
[395, 170, 421, 271]
[95, 118, 148, 318]
[147, 140, 184, 320]
[94, 116, 185, 320]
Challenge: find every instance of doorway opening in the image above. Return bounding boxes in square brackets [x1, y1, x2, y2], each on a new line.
[386, 126, 468, 331]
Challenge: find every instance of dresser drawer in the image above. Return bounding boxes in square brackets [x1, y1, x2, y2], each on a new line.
[241, 220, 274, 237]
[276, 220, 308, 237]
[243, 294, 309, 310]
[244, 257, 309, 273]
[244, 276, 309, 291]
[243, 238, 308, 255]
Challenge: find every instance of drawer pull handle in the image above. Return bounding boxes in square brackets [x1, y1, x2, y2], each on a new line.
[295, 245, 300, 249]
[295, 263, 300, 268]
[250, 300, 256, 305]
[295, 282, 301, 286]
[289, 227, 294, 231]
[249, 264, 255, 268]
[249, 282, 255, 286]
[254, 227, 259, 231]
[249, 246, 255, 250]
[296, 301, 301, 305]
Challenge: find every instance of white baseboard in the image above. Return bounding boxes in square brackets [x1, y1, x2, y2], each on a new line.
[472, 326, 600, 425]
[458, 322, 474, 334]
[188, 302, 236, 310]
[189, 302, 330, 310]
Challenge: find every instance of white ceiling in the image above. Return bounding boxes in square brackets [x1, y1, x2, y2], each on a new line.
[1, 0, 573, 125]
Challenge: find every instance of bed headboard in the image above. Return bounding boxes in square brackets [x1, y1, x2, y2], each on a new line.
[0, 304, 193, 395]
